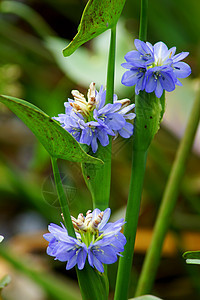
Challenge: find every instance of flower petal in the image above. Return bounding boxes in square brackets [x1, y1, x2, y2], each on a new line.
[172, 52, 189, 63]
[173, 62, 191, 78]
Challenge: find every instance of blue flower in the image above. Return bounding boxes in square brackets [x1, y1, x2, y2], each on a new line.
[145, 66, 176, 98]
[122, 39, 191, 97]
[43, 208, 126, 272]
[53, 83, 135, 153]
[0, 235, 4, 243]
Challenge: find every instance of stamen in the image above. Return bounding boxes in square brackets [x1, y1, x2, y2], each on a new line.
[115, 99, 130, 108]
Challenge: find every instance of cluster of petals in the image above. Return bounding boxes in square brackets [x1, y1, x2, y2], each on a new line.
[53, 82, 135, 153]
[43, 208, 126, 273]
[121, 39, 191, 98]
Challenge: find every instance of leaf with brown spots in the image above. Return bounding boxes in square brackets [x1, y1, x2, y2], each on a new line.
[0, 95, 103, 164]
[63, 0, 126, 56]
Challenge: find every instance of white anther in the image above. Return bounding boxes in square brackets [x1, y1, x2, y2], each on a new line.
[91, 211, 104, 229]
[77, 213, 85, 223]
[115, 98, 130, 108]
[71, 90, 86, 102]
[84, 213, 93, 227]
[87, 82, 96, 106]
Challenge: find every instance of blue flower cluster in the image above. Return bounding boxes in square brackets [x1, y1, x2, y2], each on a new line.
[121, 39, 191, 98]
[43, 208, 126, 273]
[53, 82, 135, 153]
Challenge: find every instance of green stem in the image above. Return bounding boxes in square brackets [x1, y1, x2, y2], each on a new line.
[114, 150, 147, 300]
[81, 26, 116, 210]
[114, 1, 149, 298]
[51, 158, 109, 299]
[139, 0, 148, 41]
[51, 157, 75, 238]
[106, 25, 116, 104]
[135, 90, 200, 296]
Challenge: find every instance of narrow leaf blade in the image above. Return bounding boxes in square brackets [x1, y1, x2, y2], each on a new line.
[0, 95, 102, 164]
[129, 296, 163, 300]
[63, 0, 126, 56]
[183, 251, 200, 265]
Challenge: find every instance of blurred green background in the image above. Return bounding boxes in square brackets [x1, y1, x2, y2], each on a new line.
[0, 0, 200, 299]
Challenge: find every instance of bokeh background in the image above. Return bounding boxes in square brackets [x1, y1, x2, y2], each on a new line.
[0, 0, 200, 299]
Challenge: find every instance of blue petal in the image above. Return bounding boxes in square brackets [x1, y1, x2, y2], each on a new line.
[134, 39, 153, 56]
[66, 253, 78, 270]
[121, 62, 135, 69]
[155, 80, 163, 98]
[96, 86, 106, 110]
[105, 113, 126, 130]
[145, 74, 157, 93]
[118, 122, 134, 138]
[172, 52, 189, 63]
[97, 129, 109, 147]
[124, 50, 141, 62]
[98, 208, 111, 231]
[91, 135, 98, 153]
[80, 128, 93, 146]
[121, 70, 141, 87]
[77, 247, 87, 270]
[173, 62, 191, 78]
[159, 72, 175, 92]
[92, 255, 104, 273]
[93, 245, 117, 264]
[154, 41, 169, 62]
[98, 103, 121, 115]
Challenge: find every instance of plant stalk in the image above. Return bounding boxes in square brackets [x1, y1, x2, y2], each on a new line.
[135, 89, 200, 296]
[105, 25, 116, 104]
[81, 25, 116, 211]
[51, 157, 76, 238]
[139, 0, 148, 41]
[114, 149, 147, 300]
[114, 1, 148, 299]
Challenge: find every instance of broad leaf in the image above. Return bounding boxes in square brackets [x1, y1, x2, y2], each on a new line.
[129, 296, 163, 300]
[0, 95, 103, 164]
[183, 250, 200, 265]
[81, 143, 111, 210]
[0, 275, 11, 292]
[63, 0, 126, 56]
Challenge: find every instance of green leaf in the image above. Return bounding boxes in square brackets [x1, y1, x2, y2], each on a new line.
[183, 250, 200, 265]
[0, 275, 11, 291]
[0, 95, 103, 165]
[77, 262, 109, 300]
[63, 0, 126, 57]
[134, 92, 163, 151]
[129, 296, 163, 300]
[81, 143, 111, 210]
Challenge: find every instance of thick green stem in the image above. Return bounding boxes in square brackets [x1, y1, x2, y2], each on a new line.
[139, 0, 148, 41]
[114, 1, 149, 298]
[51, 157, 76, 238]
[135, 90, 200, 296]
[114, 150, 147, 300]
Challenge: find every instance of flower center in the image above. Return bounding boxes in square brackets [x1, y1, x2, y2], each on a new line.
[71, 210, 105, 246]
